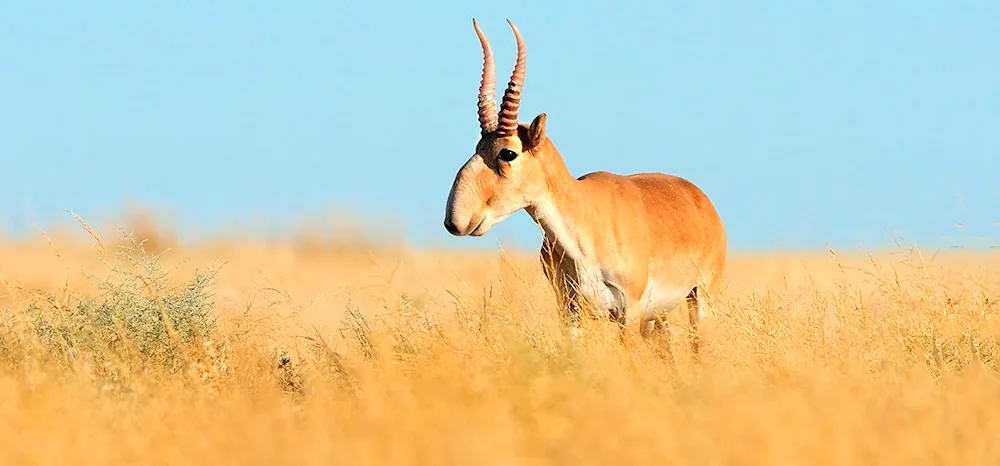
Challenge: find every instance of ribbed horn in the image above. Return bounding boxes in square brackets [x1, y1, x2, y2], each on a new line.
[496, 19, 525, 136]
[473, 19, 498, 132]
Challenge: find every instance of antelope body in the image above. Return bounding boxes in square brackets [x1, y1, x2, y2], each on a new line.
[444, 19, 727, 351]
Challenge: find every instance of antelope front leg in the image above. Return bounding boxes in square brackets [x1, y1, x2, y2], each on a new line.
[686, 286, 703, 360]
[539, 241, 585, 340]
[562, 295, 585, 341]
[547, 277, 585, 341]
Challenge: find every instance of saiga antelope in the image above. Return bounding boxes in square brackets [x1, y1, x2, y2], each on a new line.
[443, 19, 727, 354]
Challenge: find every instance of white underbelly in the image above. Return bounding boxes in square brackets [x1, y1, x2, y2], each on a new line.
[635, 278, 695, 320]
[562, 261, 695, 322]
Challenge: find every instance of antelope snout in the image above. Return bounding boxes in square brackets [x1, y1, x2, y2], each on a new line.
[444, 217, 462, 236]
[444, 211, 486, 237]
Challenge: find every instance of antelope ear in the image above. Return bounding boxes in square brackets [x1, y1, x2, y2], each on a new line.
[525, 113, 547, 150]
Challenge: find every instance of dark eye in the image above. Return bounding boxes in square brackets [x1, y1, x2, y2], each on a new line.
[498, 148, 518, 162]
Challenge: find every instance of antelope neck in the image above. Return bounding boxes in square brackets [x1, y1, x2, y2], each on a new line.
[525, 150, 590, 261]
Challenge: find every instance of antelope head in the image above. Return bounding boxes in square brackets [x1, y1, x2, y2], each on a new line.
[444, 19, 552, 237]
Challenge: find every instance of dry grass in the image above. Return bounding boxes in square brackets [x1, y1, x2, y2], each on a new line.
[1, 215, 1000, 465]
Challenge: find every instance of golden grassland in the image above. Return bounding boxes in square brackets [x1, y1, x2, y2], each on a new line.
[2, 214, 1000, 465]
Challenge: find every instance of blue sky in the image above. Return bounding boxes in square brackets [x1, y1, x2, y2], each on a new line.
[2, 1, 998, 251]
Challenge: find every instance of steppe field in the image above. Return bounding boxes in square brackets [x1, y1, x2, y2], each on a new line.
[2, 213, 1000, 465]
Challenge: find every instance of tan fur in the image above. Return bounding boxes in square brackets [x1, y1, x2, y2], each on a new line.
[446, 117, 727, 353]
[445, 24, 726, 355]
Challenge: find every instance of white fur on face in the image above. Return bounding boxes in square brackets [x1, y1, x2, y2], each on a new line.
[445, 154, 491, 234]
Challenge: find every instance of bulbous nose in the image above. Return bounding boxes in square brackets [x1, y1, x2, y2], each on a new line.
[444, 218, 461, 236]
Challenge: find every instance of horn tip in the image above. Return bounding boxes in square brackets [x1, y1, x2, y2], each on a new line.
[506, 19, 522, 36]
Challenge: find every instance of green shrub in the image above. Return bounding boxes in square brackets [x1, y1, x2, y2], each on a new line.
[17, 231, 223, 377]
